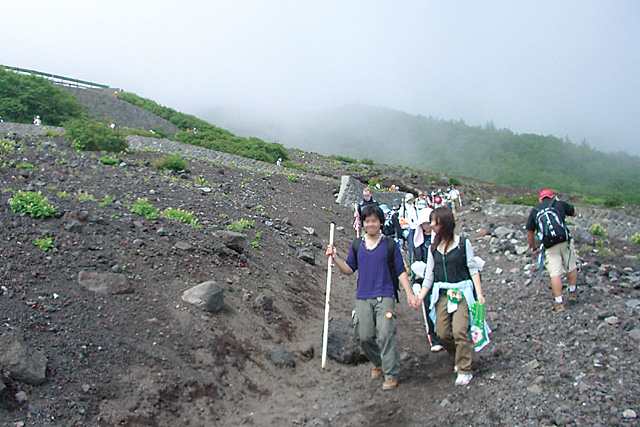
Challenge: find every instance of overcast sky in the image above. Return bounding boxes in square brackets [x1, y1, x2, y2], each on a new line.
[3, 1, 639, 155]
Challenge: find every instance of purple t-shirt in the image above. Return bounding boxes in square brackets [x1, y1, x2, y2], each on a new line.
[345, 237, 405, 300]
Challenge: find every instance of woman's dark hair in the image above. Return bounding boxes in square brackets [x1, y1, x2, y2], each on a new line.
[431, 207, 455, 253]
[360, 204, 384, 227]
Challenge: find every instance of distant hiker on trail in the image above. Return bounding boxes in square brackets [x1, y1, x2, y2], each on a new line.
[410, 207, 443, 352]
[114, 91, 120, 99]
[326, 204, 419, 391]
[416, 191, 428, 210]
[110, 122, 116, 130]
[33, 115, 41, 126]
[357, 187, 378, 236]
[413, 207, 488, 386]
[381, 199, 404, 247]
[526, 189, 578, 311]
[399, 192, 418, 262]
[276, 157, 282, 166]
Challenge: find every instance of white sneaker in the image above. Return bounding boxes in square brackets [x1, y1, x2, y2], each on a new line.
[455, 373, 473, 386]
[430, 344, 444, 352]
[453, 365, 458, 373]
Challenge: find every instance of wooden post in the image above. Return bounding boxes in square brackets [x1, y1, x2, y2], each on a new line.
[321, 223, 335, 370]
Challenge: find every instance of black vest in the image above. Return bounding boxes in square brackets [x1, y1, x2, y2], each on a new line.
[433, 238, 471, 284]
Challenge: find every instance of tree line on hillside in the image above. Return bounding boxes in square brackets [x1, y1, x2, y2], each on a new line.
[282, 105, 640, 205]
[0, 67, 288, 164]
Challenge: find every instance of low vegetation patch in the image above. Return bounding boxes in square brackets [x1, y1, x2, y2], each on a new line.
[130, 198, 159, 220]
[63, 119, 128, 152]
[161, 208, 200, 227]
[154, 153, 188, 172]
[34, 237, 53, 251]
[99, 155, 119, 165]
[589, 224, 607, 237]
[227, 219, 255, 232]
[10, 190, 55, 218]
[285, 173, 299, 182]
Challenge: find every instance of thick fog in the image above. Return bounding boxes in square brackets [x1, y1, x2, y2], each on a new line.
[2, 1, 639, 155]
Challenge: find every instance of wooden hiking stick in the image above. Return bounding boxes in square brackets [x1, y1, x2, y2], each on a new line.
[321, 223, 335, 370]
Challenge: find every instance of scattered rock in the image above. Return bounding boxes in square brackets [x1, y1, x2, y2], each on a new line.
[0, 328, 47, 385]
[77, 270, 133, 295]
[251, 293, 274, 312]
[174, 241, 193, 251]
[267, 347, 295, 368]
[181, 281, 225, 312]
[297, 247, 315, 265]
[213, 230, 246, 253]
[326, 316, 366, 365]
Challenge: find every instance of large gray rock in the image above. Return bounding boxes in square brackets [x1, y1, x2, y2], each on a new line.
[297, 247, 315, 265]
[267, 347, 295, 368]
[493, 226, 516, 239]
[213, 230, 246, 253]
[327, 316, 366, 365]
[0, 329, 47, 385]
[78, 270, 132, 294]
[570, 226, 595, 245]
[182, 281, 225, 312]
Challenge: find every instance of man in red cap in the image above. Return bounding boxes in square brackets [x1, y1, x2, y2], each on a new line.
[525, 189, 578, 311]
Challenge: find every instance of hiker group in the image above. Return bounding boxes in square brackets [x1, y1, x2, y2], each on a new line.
[328, 186, 577, 390]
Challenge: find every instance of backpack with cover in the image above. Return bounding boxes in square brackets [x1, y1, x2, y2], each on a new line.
[534, 200, 569, 249]
[382, 211, 396, 237]
[352, 236, 401, 302]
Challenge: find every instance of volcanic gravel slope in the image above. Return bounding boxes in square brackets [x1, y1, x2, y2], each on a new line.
[0, 132, 639, 426]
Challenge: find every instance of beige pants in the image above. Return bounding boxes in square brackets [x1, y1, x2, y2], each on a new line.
[435, 294, 472, 374]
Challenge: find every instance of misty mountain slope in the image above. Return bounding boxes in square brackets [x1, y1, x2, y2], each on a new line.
[203, 104, 640, 204]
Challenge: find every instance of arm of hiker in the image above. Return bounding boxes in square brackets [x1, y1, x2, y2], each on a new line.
[326, 244, 354, 275]
[416, 249, 435, 303]
[471, 272, 485, 304]
[398, 271, 420, 307]
[526, 229, 540, 255]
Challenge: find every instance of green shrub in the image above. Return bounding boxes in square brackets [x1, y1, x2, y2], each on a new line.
[449, 177, 461, 186]
[42, 130, 61, 138]
[161, 207, 200, 227]
[130, 198, 159, 220]
[0, 138, 14, 154]
[603, 194, 623, 208]
[34, 237, 53, 251]
[580, 196, 604, 206]
[589, 224, 607, 237]
[16, 163, 34, 169]
[368, 177, 382, 188]
[227, 219, 255, 232]
[285, 173, 299, 182]
[632, 233, 640, 245]
[331, 155, 357, 164]
[75, 190, 96, 202]
[63, 119, 128, 152]
[100, 195, 114, 206]
[10, 190, 55, 218]
[154, 153, 187, 172]
[255, 231, 262, 239]
[56, 191, 72, 198]
[511, 194, 539, 206]
[0, 67, 84, 125]
[99, 155, 119, 165]
[251, 241, 261, 249]
[281, 161, 307, 172]
[194, 177, 210, 187]
[360, 158, 375, 166]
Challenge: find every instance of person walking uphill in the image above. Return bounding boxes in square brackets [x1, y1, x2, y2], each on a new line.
[326, 205, 420, 390]
[413, 207, 486, 386]
[526, 189, 578, 311]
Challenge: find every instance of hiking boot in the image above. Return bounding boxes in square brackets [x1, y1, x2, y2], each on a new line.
[371, 365, 383, 378]
[553, 301, 565, 311]
[382, 378, 398, 390]
[431, 344, 444, 352]
[455, 373, 473, 386]
[568, 288, 578, 299]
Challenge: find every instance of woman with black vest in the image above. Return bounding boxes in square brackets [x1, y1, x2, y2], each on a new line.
[414, 207, 486, 386]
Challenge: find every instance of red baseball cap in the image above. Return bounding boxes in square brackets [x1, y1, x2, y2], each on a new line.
[539, 189, 554, 199]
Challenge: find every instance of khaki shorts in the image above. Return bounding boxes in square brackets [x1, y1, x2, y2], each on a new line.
[544, 240, 577, 277]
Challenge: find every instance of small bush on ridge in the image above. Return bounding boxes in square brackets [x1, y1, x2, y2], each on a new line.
[10, 190, 55, 218]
